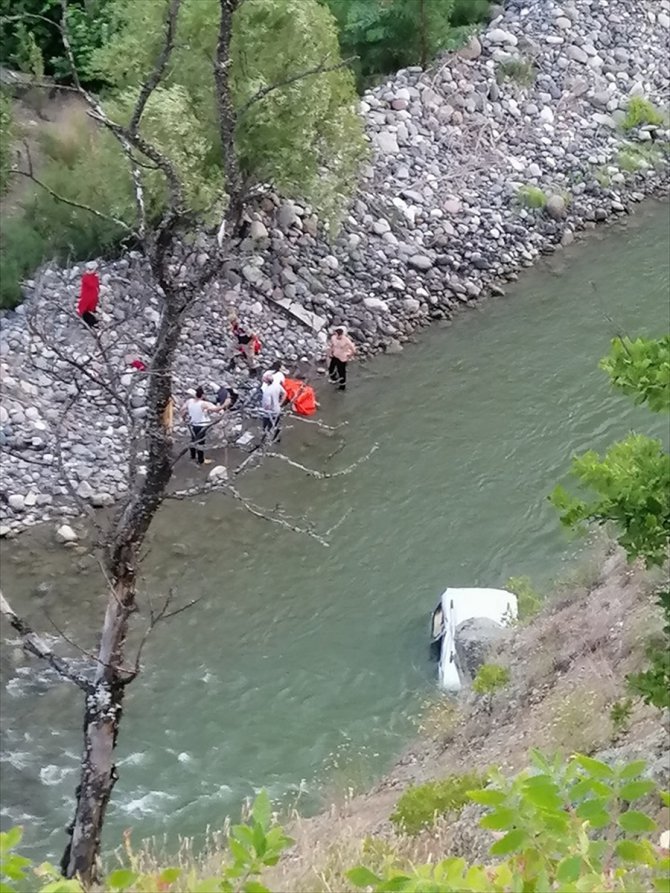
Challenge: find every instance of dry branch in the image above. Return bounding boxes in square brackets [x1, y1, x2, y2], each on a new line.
[0, 591, 92, 691]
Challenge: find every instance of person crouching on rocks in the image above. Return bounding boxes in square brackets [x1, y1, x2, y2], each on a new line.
[229, 316, 261, 376]
[181, 386, 226, 466]
[326, 325, 356, 391]
[216, 383, 239, 410]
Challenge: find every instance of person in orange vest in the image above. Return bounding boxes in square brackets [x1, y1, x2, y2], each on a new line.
[77, 271, 100, 328]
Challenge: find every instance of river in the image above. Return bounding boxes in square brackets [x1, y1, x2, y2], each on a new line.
[1, 202, 669, 860]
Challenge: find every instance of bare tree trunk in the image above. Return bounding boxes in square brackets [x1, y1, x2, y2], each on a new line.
[62, 306, 183, 883]
[418, 0, 428, 70]
[215, 0, 244, 235]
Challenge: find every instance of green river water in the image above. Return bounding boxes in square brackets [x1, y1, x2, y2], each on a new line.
[1, 202, 669, 859]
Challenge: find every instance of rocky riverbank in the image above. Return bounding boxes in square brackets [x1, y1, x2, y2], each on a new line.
[1, 0, 669, 535]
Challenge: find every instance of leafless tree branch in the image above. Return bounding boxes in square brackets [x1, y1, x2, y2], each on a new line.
[237, 56, 357, 118]
[263, 443, 379, 478]
[0, 591, 92, 692]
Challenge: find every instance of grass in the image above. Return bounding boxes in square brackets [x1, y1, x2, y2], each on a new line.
[621, 96, 666, 131]
[616, 142, 670, 172]
[548, 685, 613, 755]
[496, 58, 536, 87]
[505, 576, 542, 621]
[416, 696, 462, 743]
[517, 184, 547, 210]
[390, 772, 487, 835]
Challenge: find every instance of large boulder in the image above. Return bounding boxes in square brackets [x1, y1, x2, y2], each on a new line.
[454, 617, 507, 684]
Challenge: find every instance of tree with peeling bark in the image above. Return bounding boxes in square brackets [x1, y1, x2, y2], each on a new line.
[0, 0, 366, 884]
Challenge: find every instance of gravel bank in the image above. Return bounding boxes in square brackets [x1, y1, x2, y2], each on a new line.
[1, 0, 669, 535]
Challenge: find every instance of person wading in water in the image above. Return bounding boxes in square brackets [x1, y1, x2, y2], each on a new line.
[260, 371, 286, 443]
[326, 325, 356, 391]
[181, 386, 226, 465]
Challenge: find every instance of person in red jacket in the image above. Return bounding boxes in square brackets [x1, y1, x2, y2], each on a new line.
[77, 271, 100, 328]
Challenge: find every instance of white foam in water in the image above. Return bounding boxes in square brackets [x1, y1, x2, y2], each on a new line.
[118, 751, 147, 767]
[1, 751, 34, 770]
[120, 791, 175, 817]
[40, 764, 75, 786]
[177, 752, 192, 764]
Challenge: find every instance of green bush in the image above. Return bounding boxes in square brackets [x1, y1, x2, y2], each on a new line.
[472, 663, 510, 695]
[0, 92, 13, 195]
[0, 217, 47, 308]
[0, 0, 114, 87]
[324, 0, 491, 87]
[517, 184, 546, 209]
[627, 588, 670, 710]
[505, 576, 542, 620]
[390, 772, 487, 835]
[622, 96, 666, 131]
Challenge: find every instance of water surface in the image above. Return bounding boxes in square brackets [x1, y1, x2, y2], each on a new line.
[1, 202, 669, 858]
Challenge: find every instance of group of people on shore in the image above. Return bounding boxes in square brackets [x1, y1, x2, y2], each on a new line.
[180, 319, 358, 465]
[74, 274, 358, 466]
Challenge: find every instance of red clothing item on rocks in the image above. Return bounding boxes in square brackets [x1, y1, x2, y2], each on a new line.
[77, 272, 100, 316]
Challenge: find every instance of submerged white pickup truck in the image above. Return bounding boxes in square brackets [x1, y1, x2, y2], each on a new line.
[430, 588, 518, 691]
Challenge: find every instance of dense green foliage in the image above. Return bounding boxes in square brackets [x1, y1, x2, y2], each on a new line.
[323, 0, 490, 85]
[0, 0, 366, 305]
[551, 335, 670, 710]
[0, 116, 132, 309]
[351, 752, 670, 892]
[0, 0, 113, 84]
[601, 335, 670, 414]
[6, 755, 666, 892]
[0, 91, 13, 194]
[390, 772, 487, 835]
[91, 0, 365, 224]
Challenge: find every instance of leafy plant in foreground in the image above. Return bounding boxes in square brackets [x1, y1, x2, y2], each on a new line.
[551, 335, 670, 710]
[349, 752, 670, 892]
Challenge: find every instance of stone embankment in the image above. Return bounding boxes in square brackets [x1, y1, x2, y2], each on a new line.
[1, 0, 669, 534]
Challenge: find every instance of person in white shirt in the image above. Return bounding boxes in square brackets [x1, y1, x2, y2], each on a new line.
[265, 358, 286, 387]
[181, 386, 225, 465]
[260, 372, 286, 443]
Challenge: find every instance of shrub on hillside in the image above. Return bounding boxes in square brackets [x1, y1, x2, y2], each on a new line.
[472, 663, 510, 695]
[622, 96, 666, 131]
[390, 772, 487, 835]
[505, 575, 542, 620]
[0, 92, 13, 195]
[0, 218, 46, 308]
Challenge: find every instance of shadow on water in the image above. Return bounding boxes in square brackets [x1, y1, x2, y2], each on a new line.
[1, 201, 669, 858]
